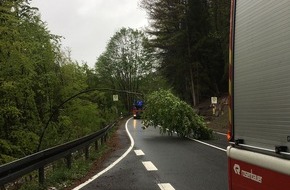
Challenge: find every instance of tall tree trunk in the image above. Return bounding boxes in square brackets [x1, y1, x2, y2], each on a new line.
[185, 5, 197, 107]
[189, 66, 196, 107]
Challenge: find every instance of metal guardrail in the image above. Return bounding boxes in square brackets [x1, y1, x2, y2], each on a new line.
[0, 121, 116, 187]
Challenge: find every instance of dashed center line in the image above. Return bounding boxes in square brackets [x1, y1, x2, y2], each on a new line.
[158, 183, 175, 190]
[142, 161, 158, 171]
[134, 149, 174, 189]
[134, 149, 145, 156]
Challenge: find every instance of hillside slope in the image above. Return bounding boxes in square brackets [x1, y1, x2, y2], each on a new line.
[198, 96, 228, 133]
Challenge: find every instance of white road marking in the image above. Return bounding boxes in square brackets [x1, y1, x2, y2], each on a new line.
[134, 149, 145, 156]
[142, 161, 158, 171]
[214, 131, 227, 136]
[158, 183, 175, 190]
[187, 137, 226, 152]
[157, 126, 227, 152]
[72, 118, 134, 190]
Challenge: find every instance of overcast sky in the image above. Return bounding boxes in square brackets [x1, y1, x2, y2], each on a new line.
[30, 0, 148, 68]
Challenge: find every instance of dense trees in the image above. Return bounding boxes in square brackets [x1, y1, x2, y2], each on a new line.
[0, 0, 54, 161]
[95, 28, 160, 111]
[0, 1, 118, 164]
[141, 0, 230, 106]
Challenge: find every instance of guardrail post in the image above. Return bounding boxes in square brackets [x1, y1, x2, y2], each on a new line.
[85, 146, 89, 160]
[101, 136, 104, 145]
[39, 167, 45, 185]
[66, 153, 72, 169]
[95, 140, 99, 151]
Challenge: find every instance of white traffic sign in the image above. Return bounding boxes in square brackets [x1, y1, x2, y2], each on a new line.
[113, 95, 118, 101]
[211, 97, 217, 104]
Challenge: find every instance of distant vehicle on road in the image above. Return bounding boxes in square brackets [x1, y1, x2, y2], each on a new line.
[132, 100, 144, 119]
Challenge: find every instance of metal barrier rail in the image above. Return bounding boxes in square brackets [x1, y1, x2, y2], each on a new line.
[0, 121, 116, 187]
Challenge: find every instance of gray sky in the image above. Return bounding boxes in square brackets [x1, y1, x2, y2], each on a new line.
[31, 0, 148, 68]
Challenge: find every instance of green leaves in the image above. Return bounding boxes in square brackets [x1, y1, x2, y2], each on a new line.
[0, 1, 121, 163]
[95, 27, 157, 110]
[142, 90, 212, 139]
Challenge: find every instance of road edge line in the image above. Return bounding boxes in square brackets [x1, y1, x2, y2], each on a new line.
[187, 137, 226, 152]
[214, 131, 227, 136]
[72, 118, 134, 190]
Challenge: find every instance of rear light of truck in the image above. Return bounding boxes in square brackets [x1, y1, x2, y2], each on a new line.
[227, 129, 232, 141]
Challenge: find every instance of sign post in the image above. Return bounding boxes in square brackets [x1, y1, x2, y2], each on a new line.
[211, 97, 217, 115]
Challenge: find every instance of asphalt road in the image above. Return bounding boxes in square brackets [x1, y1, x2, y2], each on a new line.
[74, 118, 228, 190]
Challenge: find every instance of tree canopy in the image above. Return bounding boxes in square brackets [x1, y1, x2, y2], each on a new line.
[95, 27, 160, 110]
[141, 0, 230, 106]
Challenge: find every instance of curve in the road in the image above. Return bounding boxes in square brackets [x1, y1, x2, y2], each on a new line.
[72, 118, 135, 190]
[73, 118, 226, 190]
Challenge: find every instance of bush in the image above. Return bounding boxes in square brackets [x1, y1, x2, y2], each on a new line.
[142, 90, 212, 139]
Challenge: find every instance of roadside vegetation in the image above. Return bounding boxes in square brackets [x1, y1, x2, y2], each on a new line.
[18, 127, 117, 190]
[0, 0, 122, 164]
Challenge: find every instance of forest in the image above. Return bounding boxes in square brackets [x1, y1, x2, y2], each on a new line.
[0, 0, 230, 164]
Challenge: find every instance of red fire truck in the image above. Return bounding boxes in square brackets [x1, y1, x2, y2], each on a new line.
[227, 0, 290, 189]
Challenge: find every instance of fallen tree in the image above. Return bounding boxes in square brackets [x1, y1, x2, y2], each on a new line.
[142, 90, 213, 139]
